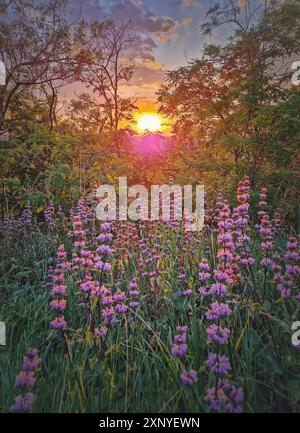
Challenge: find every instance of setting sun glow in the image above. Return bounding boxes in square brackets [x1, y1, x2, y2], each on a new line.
[137, 113, 161, 132]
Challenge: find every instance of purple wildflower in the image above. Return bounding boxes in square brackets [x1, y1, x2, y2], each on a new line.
[49, 299, 66, 312]
[10, 393, 34, 413]
[15, 371, 36, 388]
[205, 302, 232, 321]
[207, 324, 230, 345]
[180, 369, 198, 386]
[129, 279, 138, 289]
[95, 326, 108, 338]
[171, 343, 188, 358]
[50, 316, 67, 330]
[209, 283, 227, 297]
[205, 380, 243, 413]
[102, 263, 112, 272]
[113, 291, 126, 302]
[129, 301, 140, 308]
[115, 303, 128, 314]
[102, 307, 117, 325]
[22, 349, 40, 372]
[182, 289, 193, 297]
[206, 353, 231, 375]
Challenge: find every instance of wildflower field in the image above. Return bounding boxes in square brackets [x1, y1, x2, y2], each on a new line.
[0, 177, 299, 413]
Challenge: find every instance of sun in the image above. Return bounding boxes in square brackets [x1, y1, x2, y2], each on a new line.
[137, 113, 161, 132]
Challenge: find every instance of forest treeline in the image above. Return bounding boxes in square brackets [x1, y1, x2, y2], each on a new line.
[0, 0, 300, 223]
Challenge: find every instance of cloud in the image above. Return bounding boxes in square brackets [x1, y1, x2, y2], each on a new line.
[107, 1, 181, 43]
[155, 29, 179, 43]
[132, 65, 165, 84]
[125, 33, 157, 63]
[124, 59, 167, 103]
[109, 0, 145, 23]
[138, 15, 178, 33]
[120, 80, 163, 103]
[142, 59, 166, 71]
[182, 15, 192, 26]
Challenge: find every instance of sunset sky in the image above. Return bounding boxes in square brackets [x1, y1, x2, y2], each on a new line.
[64, 0, 239, 113]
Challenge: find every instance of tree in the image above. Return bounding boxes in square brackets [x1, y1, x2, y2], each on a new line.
[158, 0, 300, 201]
[75, 20, 138, 134]
[0, 0, 86, 132]
[200, 0, 266, 35]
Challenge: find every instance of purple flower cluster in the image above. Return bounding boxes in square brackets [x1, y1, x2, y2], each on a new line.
[258, 187, 268, 219]
[44, 200, 56, 231]
[10, 348, 40, 412]
[273, 236, 300, 300]
[198, 259, 211, 278]
[72, 217, 116, 333]
[259, 214, 274, 253]
[257, 189, 275, 264]
[180, 369, 198, 386]
[181, 288, 193, 297]
[72, 213, 86, 251]
[197, 258, 212, 297]
[96, 222, 113, 273]
[79, 273, 100, 299]
[205, 301, 232, 321]
[96, 288, 129, 326]
[207, 324, 230, 345]
[171, 326, 188, 358]
[128, 279, 140, 309]
[206, 353, 231, 375]
[0, 202, 38, 237]
[202, 194, 243, 412]
[120, 222, 162, 281]
[204, 379, 244, 413]
[171, 326, 198, 387]
[232, 177, 255, 267]
[10, 393, 35, 413]
[102, 305, 117, 325]
[49, 245, 68, 331]
[95, 326, 108, 338]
